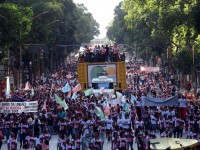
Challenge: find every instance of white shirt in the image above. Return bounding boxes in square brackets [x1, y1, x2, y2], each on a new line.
[117, 118, 123, 127]
[122, 118, 130, 129]
[104, 119, 113, 129]
[179, 98, 186, 107]
[150, 115, 157, 125]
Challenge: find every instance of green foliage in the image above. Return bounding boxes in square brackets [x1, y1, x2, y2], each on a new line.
[0, 0, 99, 47]
[173, 49, 192, 75]
[0, 0, 99, 69]
[107, 2, 127, 43]
[107, 0, 200, 74]
[0, 3, 33, 48]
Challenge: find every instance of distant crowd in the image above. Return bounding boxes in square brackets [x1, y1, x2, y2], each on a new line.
[0, 58, 200, 150]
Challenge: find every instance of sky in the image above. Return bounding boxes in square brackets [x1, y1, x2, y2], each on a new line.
[74, 0, 122, 38]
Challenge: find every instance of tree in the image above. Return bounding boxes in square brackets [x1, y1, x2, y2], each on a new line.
[107, 0, 200, 75]
[107, 2, 127, 44]
[0, 3, 33, 49]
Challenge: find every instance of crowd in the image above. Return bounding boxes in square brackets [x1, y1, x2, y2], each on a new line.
[78, 44, 125, 63]
[0, 54, 200, 150]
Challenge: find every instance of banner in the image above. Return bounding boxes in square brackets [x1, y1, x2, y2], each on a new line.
[87, 63, 117, 87]
[0, 101, 38, 113]
[140, 66, 159, 73]
[144, 96, 178, 106]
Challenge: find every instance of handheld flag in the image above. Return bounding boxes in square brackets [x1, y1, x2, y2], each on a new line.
[116, 91, 123, 100]
[55, 94, 63, 104]
[131, 95, 137, 103]
[62, 83, 71, 93]
[95, 106, 105, 120]
[121, 96, 126, 103]
[72, 92, 77, 100]
[67, 89, 72, 98]
[55, 94, 68, 110]
[123, 103, 130, 112]
[104, 102, 110, 116]
[25, 81, 30, 91]
[31, 88, 34, 96]
[43, 77, 47, 83]
[84, 88, 93, 96]
[42, 100, 47, 111]
[5, 76, 11, 99]
[72, 84, 82, 93]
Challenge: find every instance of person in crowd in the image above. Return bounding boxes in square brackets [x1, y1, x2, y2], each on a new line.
[33, 116, 41, 137]
[1, 56, 200, 150]
[78, 44, 124, 63]
[7, 132, 17, 150]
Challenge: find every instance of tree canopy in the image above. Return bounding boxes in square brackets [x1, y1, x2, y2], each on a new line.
[0, 0, 99, 49]
[107, 0, 200, 73]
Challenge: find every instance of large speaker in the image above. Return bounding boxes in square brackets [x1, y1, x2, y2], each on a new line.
[109, 83, 113, 89]
[92, 83, 98, 89]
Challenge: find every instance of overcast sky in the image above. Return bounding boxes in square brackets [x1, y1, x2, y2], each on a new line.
[74, 0, 122, 38]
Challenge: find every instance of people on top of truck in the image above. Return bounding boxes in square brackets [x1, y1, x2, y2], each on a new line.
[78, 44, 125, 63]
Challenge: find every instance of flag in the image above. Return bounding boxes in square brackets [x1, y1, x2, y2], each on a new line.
[62, 101, 68, 110]
[42, 100, 47, 111]
[95, 106, 105, 119]
[5, 76, 11, 99]
[24, 82, 30, 91]
[121, 96, 126, 103]
[84, 88, 93, 96]
[123, 103, 130, 112]
[62, 83, 71, 93]
[122, 111, 125, 119]
[131, 95, 137, 103]
[116, 91, 123, 100]
[72, 92, 77, 100]
[72, 84, 82, 93]
[104, 102, 110, 116]
[50, 94, 54, 99]
[43, 77, 47, 83]
[55, 94, 68, 110]
[31, 88, 34, 96]
[67, 89, 72, 98]
[100, 87, 105, 94]
[55, 94, 63, 104]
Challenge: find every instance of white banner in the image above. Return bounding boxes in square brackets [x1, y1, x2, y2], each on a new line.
[0, 101, 38, 113]
[140, 66, 159, 73]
